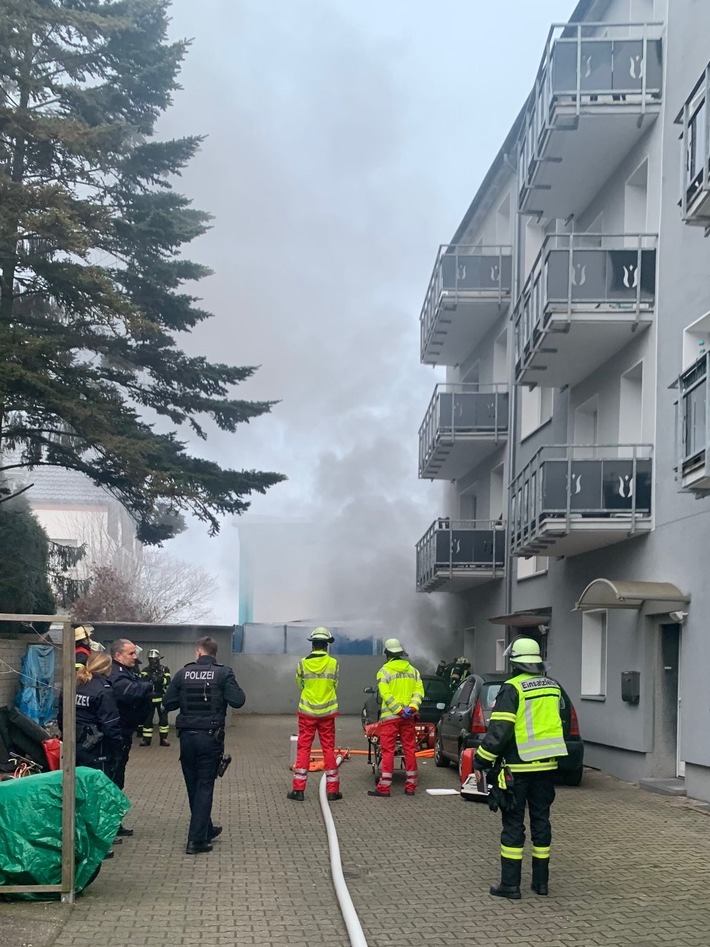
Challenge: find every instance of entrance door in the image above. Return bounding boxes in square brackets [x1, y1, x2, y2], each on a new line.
[659, 624, 683, 778]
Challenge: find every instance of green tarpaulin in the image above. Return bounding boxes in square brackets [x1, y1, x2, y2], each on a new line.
[0, 767, 130, 898]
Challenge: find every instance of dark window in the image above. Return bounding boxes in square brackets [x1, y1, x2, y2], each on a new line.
[480, 682, 503, 710]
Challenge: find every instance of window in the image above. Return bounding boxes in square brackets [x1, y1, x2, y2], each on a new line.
[516, 555, 549, 580]
[495, 638, 507, 671]
[456, 678, 476, 710]
[581, 609, 607, 697]
[520, 386, 553, 440]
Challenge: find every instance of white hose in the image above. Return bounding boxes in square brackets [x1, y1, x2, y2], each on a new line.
[318, 757, 369, 947]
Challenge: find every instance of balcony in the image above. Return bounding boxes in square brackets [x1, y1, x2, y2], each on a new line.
[419, 384, 509, 480]
[519, 22, 663, 219]
[514, 234, 656, 387]
[420, 245, 512, 366]
[416, 519, 506, 592]
[679, 66, 710, 229]
[510, 445, 653, 557]
[676, 355, 710, 493]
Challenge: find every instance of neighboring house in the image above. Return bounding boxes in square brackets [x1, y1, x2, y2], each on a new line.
[5, 462, 140, 580]
[415, 0, 710, 803]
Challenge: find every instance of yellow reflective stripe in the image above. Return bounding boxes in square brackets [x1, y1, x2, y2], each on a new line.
[501, 846, 523, 860]
[476, 747, 497, 762]
[299, 697, 339, 714]
[507, 760, 558, 772]
[517, 736, 568, 757]
[532, 845, 550, 859]
[491, 711, 517, 723]
[300, 672, 337, 680]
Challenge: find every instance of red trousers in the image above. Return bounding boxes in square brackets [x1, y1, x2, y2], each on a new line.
[376, 717, 418, 795]
[292, 713, 339, 793]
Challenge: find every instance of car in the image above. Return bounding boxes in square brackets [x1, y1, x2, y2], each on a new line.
[361, 674, 453, 728]
[433, 672, 584, 786]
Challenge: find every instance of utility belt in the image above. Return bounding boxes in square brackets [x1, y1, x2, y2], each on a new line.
[179, 726, 225, 740]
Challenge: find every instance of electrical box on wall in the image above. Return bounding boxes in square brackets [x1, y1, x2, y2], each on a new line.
[621, 670, 640, 705]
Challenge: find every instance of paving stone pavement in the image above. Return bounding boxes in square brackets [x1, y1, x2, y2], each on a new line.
[2, 715, 710, 947]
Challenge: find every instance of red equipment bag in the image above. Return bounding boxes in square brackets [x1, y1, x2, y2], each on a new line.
[43, 738, 61, 771]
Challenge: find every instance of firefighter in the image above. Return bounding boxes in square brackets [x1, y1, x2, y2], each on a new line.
[74, 624, 96, 668]
[287, 627, 341, 802]
[473, 636, 568, 900]
[140, 649, 172, 746]
[368, 637, 424, 798]
[449, 656, 472, 687]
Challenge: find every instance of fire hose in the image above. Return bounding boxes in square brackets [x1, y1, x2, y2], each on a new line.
[318, 754, 369, 947]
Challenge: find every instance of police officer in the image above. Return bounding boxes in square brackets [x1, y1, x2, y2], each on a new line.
[473, 637, 568, 900]
[163, 636, 245, 855]
[107, 638, 154, 836]
[140, 649, 172, 746]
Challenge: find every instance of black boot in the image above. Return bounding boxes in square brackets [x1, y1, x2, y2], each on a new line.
[140, 737, 151, 747]
[490, 856, 521, 900]
[531, 857, 549, 896]
[159, 735, 170, 747]
[287, 789, 304, 801]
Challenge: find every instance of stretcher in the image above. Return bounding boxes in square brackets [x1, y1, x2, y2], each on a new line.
[364, 720, 436, 782]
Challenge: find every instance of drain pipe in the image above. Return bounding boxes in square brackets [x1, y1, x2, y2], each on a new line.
[318, 761, 368, 947]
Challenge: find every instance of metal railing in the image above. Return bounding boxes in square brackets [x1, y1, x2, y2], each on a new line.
[416, 518, 506, 589]
[509, 444, 653, 553]
[679, 64, 710, 223]
[419, 244, 512, 359]
[418, 383, 509, 475]
[513, 233, 657, 373]
[518, 21, 663, 205]
[678, 353, 709, 476]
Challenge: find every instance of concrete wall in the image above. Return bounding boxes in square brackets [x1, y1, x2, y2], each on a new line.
[232, 655, 384, 715]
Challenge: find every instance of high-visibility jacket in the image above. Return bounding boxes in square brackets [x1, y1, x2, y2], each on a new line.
[296, 651, 339, 717]
[474, 672, 568, 773]
[377, 658, 424, 722]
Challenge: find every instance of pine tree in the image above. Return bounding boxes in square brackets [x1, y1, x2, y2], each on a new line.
[0, 0, 284, 544]
[0, 492, 56, 628]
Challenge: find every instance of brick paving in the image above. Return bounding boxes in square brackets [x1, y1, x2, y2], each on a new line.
[2, 715, 710, 947]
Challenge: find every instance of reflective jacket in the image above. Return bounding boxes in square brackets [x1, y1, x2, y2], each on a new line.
[377, 658, 424, 722]
[296, 652, 338, 717]
[474, 672, 568, 773]
[163, 655, 246, 730]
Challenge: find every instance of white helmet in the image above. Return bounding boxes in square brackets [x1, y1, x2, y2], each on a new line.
[309, 627, 334, 643]
[74, 624, 94, 642]
[383, 637, 405, 655]
[148, 649, 161, 659]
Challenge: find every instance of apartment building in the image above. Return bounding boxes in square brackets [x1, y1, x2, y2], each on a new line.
[415, 0, 710, 803]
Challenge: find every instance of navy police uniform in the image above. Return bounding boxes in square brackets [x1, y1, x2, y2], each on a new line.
[163, 655, 245, 847]
[106, 660, 154, 789]
[59, 676, 123, 774]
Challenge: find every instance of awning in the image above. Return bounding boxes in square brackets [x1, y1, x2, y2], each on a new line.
[574, 579, 690, 612]
[488, 608, 551, 628]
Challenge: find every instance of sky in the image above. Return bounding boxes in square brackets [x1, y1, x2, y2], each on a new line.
[160, 0, 578, 648]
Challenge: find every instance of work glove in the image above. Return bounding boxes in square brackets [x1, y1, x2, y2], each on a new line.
[401, 707, 413, 718]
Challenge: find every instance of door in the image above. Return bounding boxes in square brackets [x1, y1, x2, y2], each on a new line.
[441, 678, 475, 756]
[658, 623, 683, 778]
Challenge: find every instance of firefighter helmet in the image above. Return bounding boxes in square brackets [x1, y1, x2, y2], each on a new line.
[309, 627, 334, 643]
[505, 637, 542, 665]
[383, 637, 405, 654]
[74, 624, 94, 642]
[147, 648, 161, 659]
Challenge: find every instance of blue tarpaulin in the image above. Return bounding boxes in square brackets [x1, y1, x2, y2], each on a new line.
[14, 645, 56, 726]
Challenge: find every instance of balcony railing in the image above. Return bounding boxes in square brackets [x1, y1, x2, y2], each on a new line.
[514, 233, 656, 386]
[679, 66, 710, 228]
[518, 21, 663, 217]
[510, 444, 653, 557]
[677, 354, 710, 492]
[420, 244, 512, 366]
[416, 518, 506, 592]
[419, 383, 509, 480]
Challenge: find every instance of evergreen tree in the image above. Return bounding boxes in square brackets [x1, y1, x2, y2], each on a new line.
[0, 0, 285, 544]
[0, 492, 56, 629]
